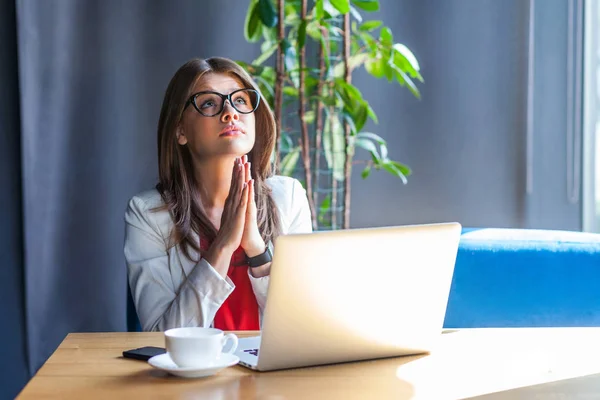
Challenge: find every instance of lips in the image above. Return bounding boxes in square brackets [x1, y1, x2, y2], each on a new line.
[219, 125, 246, 137]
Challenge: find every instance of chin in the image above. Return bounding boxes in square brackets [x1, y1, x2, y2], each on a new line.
[220, 140, 254, 156]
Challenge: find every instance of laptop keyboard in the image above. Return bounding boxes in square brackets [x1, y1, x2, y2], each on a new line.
[243, 348, 259, 356]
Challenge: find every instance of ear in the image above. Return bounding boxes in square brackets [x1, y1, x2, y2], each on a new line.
[176, 125, 188, 145]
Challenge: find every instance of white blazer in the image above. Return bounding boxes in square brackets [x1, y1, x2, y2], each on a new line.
[124, 175, 313, 332]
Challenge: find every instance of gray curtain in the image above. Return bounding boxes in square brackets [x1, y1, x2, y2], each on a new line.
[0, 0, 29, 398]
[1, 0, 580, 398]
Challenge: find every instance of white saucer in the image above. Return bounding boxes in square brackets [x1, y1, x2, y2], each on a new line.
[147, 353, 240, 378]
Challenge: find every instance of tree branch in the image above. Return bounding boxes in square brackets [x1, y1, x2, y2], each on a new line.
[313, 28, 327, 229]
[342, 13, 352, 229]
[298, 0, 317, 229]
[274, 0, 285, 171]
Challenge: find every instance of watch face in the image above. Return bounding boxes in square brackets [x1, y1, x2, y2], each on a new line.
[247, 243, 273, 268]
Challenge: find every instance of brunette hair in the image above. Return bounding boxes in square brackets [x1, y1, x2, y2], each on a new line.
[155, 57, 281, 260]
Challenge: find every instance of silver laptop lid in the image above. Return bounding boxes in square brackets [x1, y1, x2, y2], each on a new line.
[256, 222, 462, 371]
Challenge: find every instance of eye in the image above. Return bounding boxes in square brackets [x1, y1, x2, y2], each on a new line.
[200, 100, 216, 109]
[233, 96, 248, 105]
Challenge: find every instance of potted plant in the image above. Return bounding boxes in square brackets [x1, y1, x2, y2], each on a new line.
[238, 0, 422, 230]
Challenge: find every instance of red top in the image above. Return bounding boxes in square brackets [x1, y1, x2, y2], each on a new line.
[200, 238, 260, 331]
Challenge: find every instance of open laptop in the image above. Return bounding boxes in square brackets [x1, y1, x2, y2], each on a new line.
[234, 222, 462, 371]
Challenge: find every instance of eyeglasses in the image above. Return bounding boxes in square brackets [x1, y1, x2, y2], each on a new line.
[183, 88, 261, 117]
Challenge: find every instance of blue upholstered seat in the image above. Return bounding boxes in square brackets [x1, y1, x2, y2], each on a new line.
[444, 228, 600, 328]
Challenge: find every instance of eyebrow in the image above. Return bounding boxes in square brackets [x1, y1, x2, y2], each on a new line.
[195, 87, 243, 93]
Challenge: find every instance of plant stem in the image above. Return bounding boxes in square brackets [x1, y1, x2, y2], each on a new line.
[329, 104, 337, 229]
[343, 13, 353, 229]
[274, 0, 285, 171]
[313, 30, 326, 229]
[298, 0, 317, 229]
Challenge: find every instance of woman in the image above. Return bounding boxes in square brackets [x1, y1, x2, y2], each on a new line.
[124, 57, 312, 332]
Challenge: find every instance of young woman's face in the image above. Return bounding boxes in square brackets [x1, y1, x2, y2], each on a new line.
[178, 72, 256, 160]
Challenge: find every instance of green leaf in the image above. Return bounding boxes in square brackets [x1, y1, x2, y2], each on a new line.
[315, 0, 325, 19]
[323, 111, 346, 181]
[306, 20, 321, 40]
[332, 53, 369, 78]
[342, 111, 357, 135]
[384, 62, 394, 81]
[361, 164, 372, 179]
[352, 104, 368, 132]
[334, 80, 369, 132]
[262, 24, 278, 42]
[392, 43, 423, 81]
[323, 0, 341, 17]
[283, 86, 298, 97]
[352, 0, 380, 12]
[280, 147, 301, 176]
[354, 137, 380, 159]
[244, 0, 262, 42]
[389, 62, 421, 99]
[298, 19, 307, 49]
[329, 0, 351, 14]
[389, 160, 412, 177]
[357, 131, 386, 145]
[282, 39, 297, 72]
[303, 110, 316, 124]
[366, 103, 378, 123]
[319, 35, 331, 71]
[318, 194, 332, 225]
[380, 27, 393, 47]
[379, 142, 388, 160]
[360, 31, 377, 53]
[289, 70, 300, 88]
[258, 0, 278, 28]
[365, 57, 385, 78]
[335, 79, 359, 105]
[392, 43, 420, 72]
[253, 41, 279, 65]
[279, 131, 294, 152]
[382, 161, 408, 184]
[284, 3, 300, 25]
[359, 20, 383, 32]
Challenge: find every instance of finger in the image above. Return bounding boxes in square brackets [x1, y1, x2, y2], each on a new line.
[245, 161, 251, 183]
[234, 162, 244, 201]
[243, 155, 248, 164]
[226, 158, 240, 207]
[230, 158, 240, 189]
[247, 179, 256, 212]
[240, 181, 249, 209]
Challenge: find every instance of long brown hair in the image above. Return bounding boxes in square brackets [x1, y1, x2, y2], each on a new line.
[155, 57, 281, 260]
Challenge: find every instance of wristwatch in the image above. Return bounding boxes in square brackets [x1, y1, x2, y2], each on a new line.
[246, 241, 273, 268]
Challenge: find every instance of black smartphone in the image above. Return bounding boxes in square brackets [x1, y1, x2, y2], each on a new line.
[122, 346, 166, 361]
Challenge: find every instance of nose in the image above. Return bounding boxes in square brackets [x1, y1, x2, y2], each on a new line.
[220, 100, 240, 123]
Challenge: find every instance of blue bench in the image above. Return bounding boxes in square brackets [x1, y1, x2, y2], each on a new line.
[444, 228, 600, 328]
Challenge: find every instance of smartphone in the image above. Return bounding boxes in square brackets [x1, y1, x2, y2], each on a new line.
[122, 346, 166, 361]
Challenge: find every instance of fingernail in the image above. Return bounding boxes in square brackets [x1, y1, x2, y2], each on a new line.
[243, 182, 247, 189]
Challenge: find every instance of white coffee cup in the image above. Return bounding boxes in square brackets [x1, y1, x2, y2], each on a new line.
[164, 327, 238, 368]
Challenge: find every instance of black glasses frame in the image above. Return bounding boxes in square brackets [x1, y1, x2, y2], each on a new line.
[183, 88, 261, 117]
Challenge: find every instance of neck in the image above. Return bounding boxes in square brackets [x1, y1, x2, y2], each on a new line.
[193, 156, 237, 209]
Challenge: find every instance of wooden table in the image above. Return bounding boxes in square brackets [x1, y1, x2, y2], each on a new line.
[17, 328, 600, 399]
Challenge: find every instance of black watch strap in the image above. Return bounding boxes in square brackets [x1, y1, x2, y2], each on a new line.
[246, 241, 273, 268]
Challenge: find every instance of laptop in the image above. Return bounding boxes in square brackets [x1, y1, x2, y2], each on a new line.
[234, 222, 462, 371]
